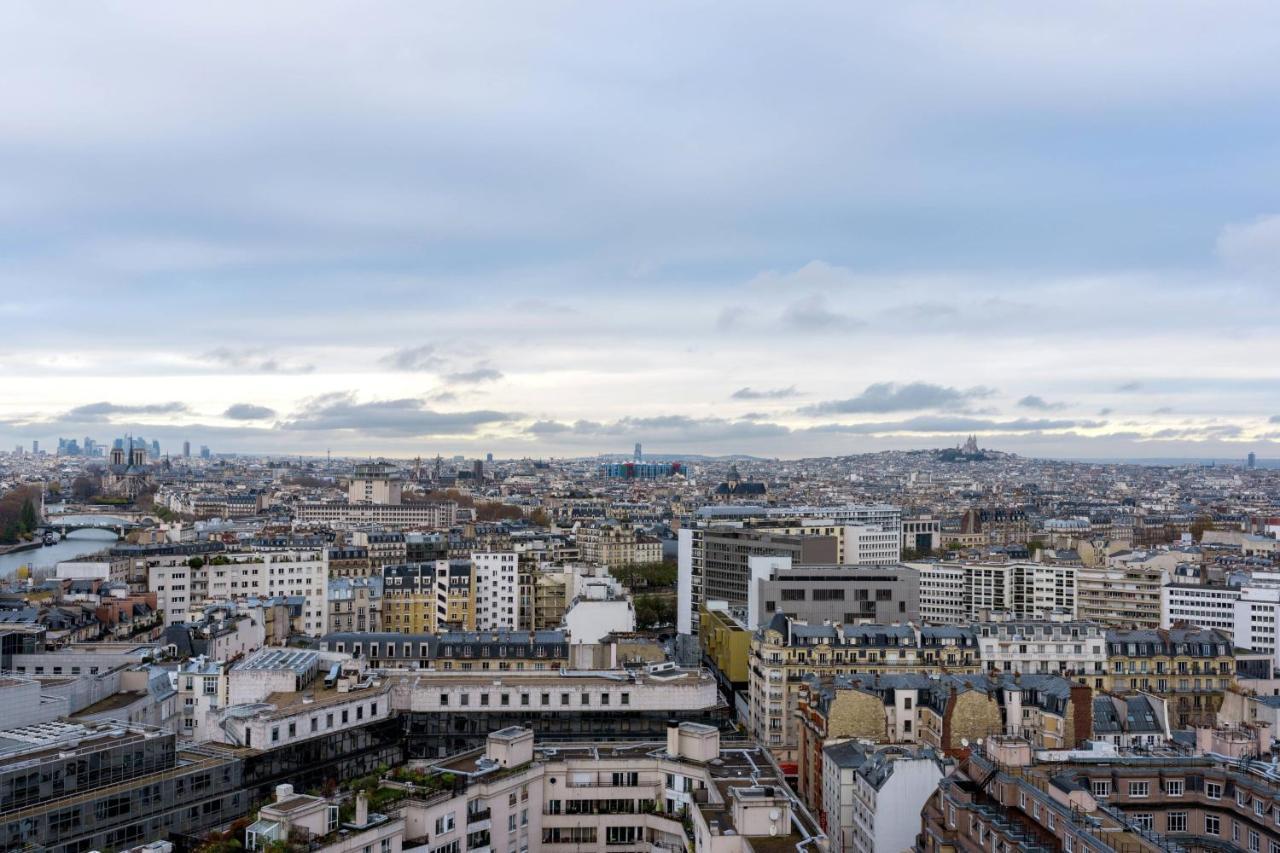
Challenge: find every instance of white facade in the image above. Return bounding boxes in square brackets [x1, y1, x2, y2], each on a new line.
[563, 598, 635, 644]
[473, 551, 519, 630]
[823, 744, 944, 853]
[149, 551, 329, 635]
[296, 501, 454, 528]
[912, 562, 966, 625]
[841, 524, 902, 566]
[974, 621, 1107, 682]
[1161, 584, 1241, 634]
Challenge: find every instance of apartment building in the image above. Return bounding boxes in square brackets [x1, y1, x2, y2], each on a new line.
[920, 738, 1280, 853]
[913, 562, 966, 624]
[374, 723, 815, 853]
[576, 522, 662, 566]
[148, 550, 329, 635]
[473, 551, 519, 630]
[1105, 627, 1236, 727]
[749, 616, 981, 762]
[1076, 562, 1164, 628]
[974, 620, 1108, 686]
[823, 742, 949, 853]
[347, 462, 403, 505]
[961, 562, 1078, 619]
[327, 577, 383, 634]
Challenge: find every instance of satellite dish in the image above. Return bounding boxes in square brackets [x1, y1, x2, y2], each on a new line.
[977, 738, 984, 746]
[769, 809, 781, 820]
[960, 738, 970, 747]
[770, 827, 778, 836]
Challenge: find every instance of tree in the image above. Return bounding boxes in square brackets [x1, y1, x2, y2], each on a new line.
[19, 498, 38, 534]
[1189, 516, 1215, 542]
[634, 594, 675, 629]
[188, 556, 205, 570]
[71, 476, 98, 501]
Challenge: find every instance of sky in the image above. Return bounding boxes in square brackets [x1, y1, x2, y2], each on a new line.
[2, 2, 1279, 460]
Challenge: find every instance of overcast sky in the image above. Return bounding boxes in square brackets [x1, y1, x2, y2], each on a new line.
[2, 2, 1279, 460]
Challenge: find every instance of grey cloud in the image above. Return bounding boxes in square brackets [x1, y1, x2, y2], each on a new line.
[716, 306, 749, 331]
[1116, 381, 1143, 392]
[731, 386, 799, 400]
[1099, 408, 1113, 416]
[781, 294, 858, 331]
[1153, 406, 1174, 415]
[202, 347, 313, 374]
[446, 368, 503, 384]
[802, 382, 996, 416]
[279, 392, 514, 436]
[223, 403, 276, 420]
[1017, 394, 1066, 411]
[380, 344, 445, 372]
[66, 401, 189, 419]
[808, 416, 1099, 434]
[1271, 415, 1280, 423]
[526, 415, 790, 443]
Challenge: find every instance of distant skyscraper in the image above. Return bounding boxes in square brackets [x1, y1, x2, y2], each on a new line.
[151, 439, 161, 458]
[183, 441, 191, 458]
[634, 442, 642, 461]
[31, 440, 38, 454]
[200, 445, 211, 459]
[473, 459, 484, 480]
[486, 452, 493, 463]
[1248, 451, 1257, 469]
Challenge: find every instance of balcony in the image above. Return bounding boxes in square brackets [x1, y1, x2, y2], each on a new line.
[467, 809, 491, 825]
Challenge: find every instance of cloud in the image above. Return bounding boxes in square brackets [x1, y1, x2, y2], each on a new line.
[1098, 408, 1113, 416]
[1116, 381, 1143, 392]
[1017, 394, 1067, 411]
[1271, 415, 1280, 424]
[1217, 214, 1280, 272]
[716, 306, 749, 331]
[810, 416, 1100, 434]
[279, 392, 513, 436]
[1152, 406, 1174, 415]
[380, 344, 445, 372]
[781, 294, 858, 331]
[731, 386, 799, 400]
[802, 382, 996, 416]
[66, 401, 189, 419]
[201, 347, 313, 374]
[223, 403, 276, 420]
[526, 415, 790, 444]
[446, 368, 503, 384]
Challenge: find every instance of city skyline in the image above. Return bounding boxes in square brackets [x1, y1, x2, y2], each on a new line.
[2, 3, 1279, 458]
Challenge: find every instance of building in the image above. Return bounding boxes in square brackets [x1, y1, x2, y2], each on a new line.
[348, 462, 403, 505]
[752, 562, 920, 630]
[913, 562, 966, 624]
[351, 530, 408, 568]
[246, 785, 403, 853]
[296, 500, 456, 529]
[1161, 583, 1240, 634]
[974, 620, 1108, 687]
[327, 577, 383, 633]
[823, 741, 949, 853]
[472, 552, 519, 630]
[148, 550, 329, 635]
[1076, 561, 1164, 628]
[0, 721, 245, 853]
[576, 522, 662, 567]
[1105, 627, 1235, 727]
[699, 602, 752, 694]
[920, 737, 1280, 853]
[338, 723, 816, 853]
[959, 561, 1078, 620]
[677, 526, 834, 635]
[749, 616, 981, 762]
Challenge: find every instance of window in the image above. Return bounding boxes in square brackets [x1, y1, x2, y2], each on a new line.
[1133, 814, 1153, 831]
[441, 694, 450, 706]
[1206, 781, 1222, 799]
[1165, 779, 1183, 797]
[435, 813, 456, 834]
[1204, 814, 1220, 836]
[1167, 812, 1187, 833]
[1090, 780, 1111, 797]
[1128, 781, 1149, 798]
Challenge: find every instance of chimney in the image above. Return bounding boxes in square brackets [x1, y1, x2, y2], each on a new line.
[275, 783, 294, 802]
[666, 720, 681, 758]
[355, 792, 369, 827]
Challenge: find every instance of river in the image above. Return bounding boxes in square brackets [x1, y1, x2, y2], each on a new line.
[0, 529, 121, 579]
